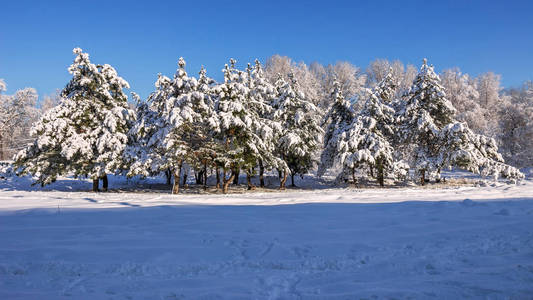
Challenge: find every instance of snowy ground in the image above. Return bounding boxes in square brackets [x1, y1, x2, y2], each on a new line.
[1, 173, 533, 299]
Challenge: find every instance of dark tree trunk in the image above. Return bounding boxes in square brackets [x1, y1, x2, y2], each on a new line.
[290, 173, 296, 187]
[420, 169, 426, 186]
[203, 162, 208, 190]
[259, 159, 265, 188]
[172, 162, 183, 194]
[92, 179, 99, 192]
[279, 170, 288, 190]
[232, 168, 240, 185]
[246, 169, 256, 190]
[195, 169, 204, 185]
[0, 139, 4, 161]
[165, 168, 172, 185]
[377, 165, 384, 187]
[352, 168, 357, 186]
[101, 174, 108, 192]
[215, 166, 221, 190]
[369, 167, 374, 178]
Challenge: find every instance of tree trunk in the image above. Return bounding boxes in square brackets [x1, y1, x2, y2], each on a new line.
[195, 169, 204, 185]
[172, 162, 183, 194]
[420, 169, 426, 186]
[92, 179, 99, 192]
[222, 169, 235, 194]
[290, 173, 296, 187]
[215, 166, 220, 190]
[165, 168, 172, 185]
[0, 139, 4, 161]
[369, 167, 374, 178]
[279, 170, 288, 190]
[101, 174, 109, 192]
[203, 162, 208, 190]
[377, 165, 384, 187]
[259, 159, 265, 188]
[232, 168, 240, 185]
[246, 169, 256, 190]
[352, 168, 357, 186]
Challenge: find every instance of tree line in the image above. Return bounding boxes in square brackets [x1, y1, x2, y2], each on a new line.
[2, 49, 529, 192]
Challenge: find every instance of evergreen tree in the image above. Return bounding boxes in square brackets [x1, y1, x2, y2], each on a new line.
[318, 78, 355, 177]
[398, 59, 456, 183]
[246, 60, 287, 188]
[273, 73, 323, 188]
[213, 59, 275, 193]
[399, 59, 523, 183]
[337, 74, 407, 187]
[437, 123, 524, 181]
[15, 48, 133, 191]
[126, 58, 217, 194]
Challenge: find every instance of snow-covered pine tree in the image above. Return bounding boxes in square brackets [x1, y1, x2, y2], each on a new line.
[15, 48, 133, 191]
[213, 59, 275, 193]
[398, 59, 456, 184]
[127, 58, 218, 194]
[246, 60, 287, 188]
[273, 72, 323, 188]
[317, 78, 355, 177]
[399, 59, 523, 183]
[437, 122, 524, 181]
[123, 91, 163, 179]
[337, 73, 406, 187]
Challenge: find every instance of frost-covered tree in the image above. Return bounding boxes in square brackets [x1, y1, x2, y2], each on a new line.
[126, 58, 218, 194]
[337, 73, 406, 186]
[247, 60, 287, 188]
[476, 72, 504, 137]
[398, 59, 457, 183]
[366, 59, 416, 98]
[0, 79, 6, 93]
[273, 73, 323, 188]
[0, 87, 39, 160]
[15, 48, 133, 191]
[41, 90, 61, 113]
[441, 68, 485, 133]
[399, 59, 523, 183]
[214, 59, 279, 193]
[264, 55, 322, 108]
[318, 79, 355, 177]
[438, 123, 524, 181]
[311, 61, 366, 110]
[498, 82, 533, 167]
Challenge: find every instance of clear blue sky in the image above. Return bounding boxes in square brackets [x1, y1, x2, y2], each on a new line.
[1, 0, 532, 99]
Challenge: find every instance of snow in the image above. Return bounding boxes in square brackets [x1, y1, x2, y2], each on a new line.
[1, 174, 533, 299]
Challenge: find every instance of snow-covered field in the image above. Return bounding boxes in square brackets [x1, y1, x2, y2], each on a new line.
[1, 174, 533, 299]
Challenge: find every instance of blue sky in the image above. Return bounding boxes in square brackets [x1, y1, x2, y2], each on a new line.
[1, 0, 532, 99]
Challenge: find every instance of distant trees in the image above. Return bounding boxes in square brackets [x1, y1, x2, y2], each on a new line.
[10, 50, 528, 193]
[0, 83, 39, 161]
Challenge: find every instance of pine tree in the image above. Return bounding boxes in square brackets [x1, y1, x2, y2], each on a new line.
[399, 59, 523, 183]
[273, 73, 323, 188]
[399, 59, 456, 184]
[246, 60, 287, 189]
[337, 73, 407, 187]
[437, 122, 523, 181]
[318, 78, 355, 177]
[15, 48, 133, 191]
[213, 59, 274, 193]
[126, 58, 218, 194]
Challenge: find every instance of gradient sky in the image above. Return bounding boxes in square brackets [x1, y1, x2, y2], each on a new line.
[1, 0, 532, 100]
